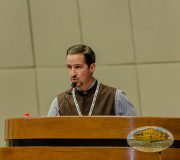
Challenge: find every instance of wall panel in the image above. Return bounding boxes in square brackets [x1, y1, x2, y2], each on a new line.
[79, 0, 135, 65]
[30, 0, 81, 67]
[138, 63, 180, 117]
[131, 0, 180, 62]
[0, 0, 33, 68]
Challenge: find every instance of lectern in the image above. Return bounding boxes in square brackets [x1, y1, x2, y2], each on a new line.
[0, 116, 180, 159]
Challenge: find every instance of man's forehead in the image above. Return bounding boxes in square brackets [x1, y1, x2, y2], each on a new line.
[67, 53, 84, 58]
[66, 54, 86, 63]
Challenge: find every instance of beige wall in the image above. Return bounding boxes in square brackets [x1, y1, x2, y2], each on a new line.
[0, 0, 180, 146]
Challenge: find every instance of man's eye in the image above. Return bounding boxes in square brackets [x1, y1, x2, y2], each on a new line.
[76, 66, 81, 68]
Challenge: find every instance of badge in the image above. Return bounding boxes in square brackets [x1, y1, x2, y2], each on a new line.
[127, 126, 174, 152]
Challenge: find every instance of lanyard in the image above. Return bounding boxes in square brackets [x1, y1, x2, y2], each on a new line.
[72, 82, 100, 116]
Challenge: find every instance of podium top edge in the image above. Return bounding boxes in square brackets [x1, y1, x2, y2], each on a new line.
[5, 116, 180, 121]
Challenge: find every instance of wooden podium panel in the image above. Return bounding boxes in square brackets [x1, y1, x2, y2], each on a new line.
[161, 148, 180, 160]
[2, 116, 180, 159]
[5, 116, 180, 140]
[0, 147, 160, 160]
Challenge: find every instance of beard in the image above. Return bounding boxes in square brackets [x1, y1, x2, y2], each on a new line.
[76, 81, 83, 88]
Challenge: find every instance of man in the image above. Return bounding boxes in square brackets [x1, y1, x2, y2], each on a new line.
[48, 44, 139, 116]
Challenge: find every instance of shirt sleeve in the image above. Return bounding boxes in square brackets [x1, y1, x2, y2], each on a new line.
[47, 97, 60, 116]
[115, 89, 139, 116]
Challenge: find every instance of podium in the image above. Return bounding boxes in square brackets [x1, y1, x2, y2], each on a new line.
[0, 116, 180, 159]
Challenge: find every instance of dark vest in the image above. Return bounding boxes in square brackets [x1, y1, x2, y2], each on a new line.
[57, 81, 116, 115]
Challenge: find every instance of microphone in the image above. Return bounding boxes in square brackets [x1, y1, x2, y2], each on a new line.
[71, 82, 77, 88]
[67, 82, 77, 95]
[55, 82, 77, 116]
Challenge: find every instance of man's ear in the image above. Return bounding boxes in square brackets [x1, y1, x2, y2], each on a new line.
[90, 63, 95, 73]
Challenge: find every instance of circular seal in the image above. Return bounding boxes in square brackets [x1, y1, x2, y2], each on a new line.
[127, 126, 174, 152]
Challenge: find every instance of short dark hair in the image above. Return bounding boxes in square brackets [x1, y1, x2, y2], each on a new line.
[66, 44, 96, 67]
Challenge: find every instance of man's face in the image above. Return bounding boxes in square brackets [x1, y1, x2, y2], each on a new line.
[66, 54, 95, 91]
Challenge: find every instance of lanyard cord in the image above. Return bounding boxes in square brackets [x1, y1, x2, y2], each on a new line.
[72, 82, 100, 116]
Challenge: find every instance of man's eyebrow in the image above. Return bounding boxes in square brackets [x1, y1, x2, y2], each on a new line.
[67, 64, 71, 67]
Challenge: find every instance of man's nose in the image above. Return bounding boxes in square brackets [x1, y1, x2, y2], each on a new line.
[71, 68, 77, 76]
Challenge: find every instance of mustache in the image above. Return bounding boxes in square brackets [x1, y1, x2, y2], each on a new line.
[72, 75, 77, 79]
[71, 76, 78, 81]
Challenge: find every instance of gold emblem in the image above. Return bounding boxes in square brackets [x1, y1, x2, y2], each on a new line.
[127, 126, 174, 152]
